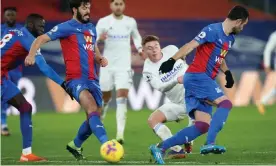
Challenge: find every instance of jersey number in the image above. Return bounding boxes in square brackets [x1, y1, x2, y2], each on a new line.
[0, 34, 13, 49]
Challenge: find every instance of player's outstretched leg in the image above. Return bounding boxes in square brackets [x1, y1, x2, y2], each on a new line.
[116, 89, 129, 144]
[66, 121, 91, 160]
[1, 103, 10, 136]
[158, 121, 209, 153]
[202, 98, 232, 155]
[101, 91, 112, 121]
[148, 110, 185, 159]
[80, 90, 108, 144]
[7, 94, 46, 162]
[184, 117, 195, 153]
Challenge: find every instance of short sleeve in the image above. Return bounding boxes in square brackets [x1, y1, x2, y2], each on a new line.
[194, 25, 216, 45]
[46, 23, 70, 41]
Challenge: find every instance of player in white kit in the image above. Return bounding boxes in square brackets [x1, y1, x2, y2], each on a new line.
[257, 31, 276, 114]
[142, 35, 194, 158]
[96, 0, 143, 144]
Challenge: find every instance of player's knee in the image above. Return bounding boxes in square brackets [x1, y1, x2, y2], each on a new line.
[218, 100, 233, 109]
[147, 116, 156, 128]
[195, 121, 209, 134]
[18, 102, 32, 113]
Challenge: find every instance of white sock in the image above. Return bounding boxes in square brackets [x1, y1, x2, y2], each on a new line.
[22, 147, 32, 155]
[262, 88, 276, 104]
[153, 123, 182, 152]
[101, 100, 111, 120]
[116, 97, 127, 139]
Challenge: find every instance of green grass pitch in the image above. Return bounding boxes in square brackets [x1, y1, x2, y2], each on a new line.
[1, 105, 276, 165]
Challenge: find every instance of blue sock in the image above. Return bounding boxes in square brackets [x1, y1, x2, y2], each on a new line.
[19, 103, 33, 149]
[88, 112, 108, 144]
[206, 100, 232, 144]
[160, 121, 209, 151]
[74, 121, 92, 148]
[1, 103, 9, 126]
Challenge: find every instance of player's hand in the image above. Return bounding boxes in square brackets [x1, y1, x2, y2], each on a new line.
[159, 58, 176, 74]
[177, 76, 183, 84]
[138, 51, 147, 60]
[96, 56, 108, 67]
[25, 55, 36, 66]
[61, 81, 74, 100]
[224, 70, 234, 88]
[99, 32, 108, 41]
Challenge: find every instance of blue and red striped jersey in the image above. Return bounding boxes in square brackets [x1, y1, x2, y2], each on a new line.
[46, 19, 98, 81]
[186, 23, 235, 79]
[1, 27, 36, 78]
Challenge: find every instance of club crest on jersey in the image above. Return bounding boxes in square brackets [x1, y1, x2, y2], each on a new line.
[89, 30, 95, 36]
[160, 63, 183, 82]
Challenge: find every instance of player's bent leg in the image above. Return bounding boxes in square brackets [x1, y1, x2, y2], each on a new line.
[66, 121, 91, 160]
[158, 110, 210, 152]
[79, 90, 108, 144]
[149, 110, 210, 163]
[8, 94, 46, 162]
[148, 110, 184, 159]
[101, 91, 112, 121]
[115, 89, 129, 144]
[201, 96, 232, 155]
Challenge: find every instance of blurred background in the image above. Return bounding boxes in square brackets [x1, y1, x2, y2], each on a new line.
[1, 0, 276, 114]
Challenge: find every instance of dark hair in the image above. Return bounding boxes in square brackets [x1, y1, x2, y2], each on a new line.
[4, 7, 17, 13]
[227, 5, 249, 21]
[69, 0, 90, 13]
[142, 35, 160, 46]
[25, 13, 44, 24]
[110, 0, 125, 3]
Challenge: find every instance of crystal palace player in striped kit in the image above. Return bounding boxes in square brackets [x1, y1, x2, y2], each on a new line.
[1, 14, 71, 162]
[150, 6, 249, 164]
[25, 0, 110, 160]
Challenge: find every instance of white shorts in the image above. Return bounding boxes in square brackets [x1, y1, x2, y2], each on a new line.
[158, 103, 187, 121]
[99, 68, 133, 91]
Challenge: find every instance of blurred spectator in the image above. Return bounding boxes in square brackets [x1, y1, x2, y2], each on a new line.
[1, 7, 22, 37]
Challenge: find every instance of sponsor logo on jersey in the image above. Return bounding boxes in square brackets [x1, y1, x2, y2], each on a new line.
[215, 49, 228, 64]
[160, 63, 183, 82]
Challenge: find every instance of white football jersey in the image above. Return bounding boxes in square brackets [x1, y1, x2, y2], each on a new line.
[143, 45, 188, 104]
[96, 14, 142, 70]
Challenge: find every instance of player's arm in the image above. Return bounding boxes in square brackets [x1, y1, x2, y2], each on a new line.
[35, 54, 74, 99]
[131, 18, 143, 54]
[143, 71, 181, 92]
[25, 24, 69, 66]
[27, 34, 51, 59]
[264, 32, 276, 73]
[95, 44, 108, 67]
[159, 26, 216, 73]
[221, 59, 234, 88]
[35, 54, 63, 85]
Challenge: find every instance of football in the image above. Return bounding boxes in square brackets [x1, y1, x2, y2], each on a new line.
[100, 140, 124, 163]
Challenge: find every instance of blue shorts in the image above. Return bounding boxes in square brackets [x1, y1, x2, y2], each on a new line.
[184, 73, 224, 119]
[1, 77, 21, 105]
[8, 67, 23, 85]
[67, 79, 103, 107]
